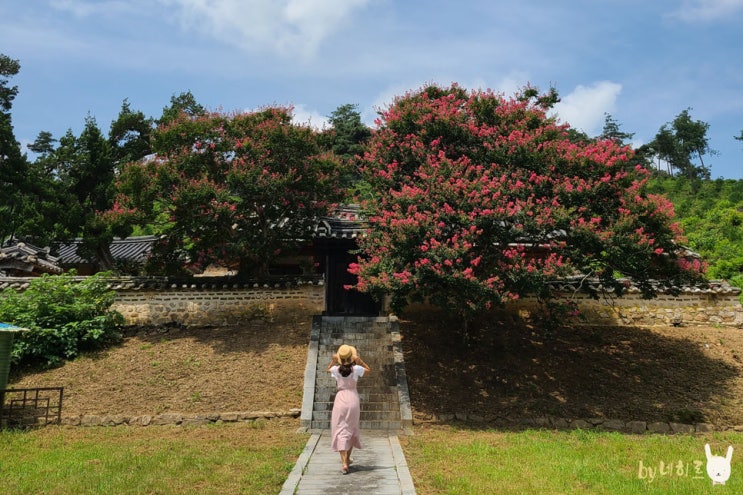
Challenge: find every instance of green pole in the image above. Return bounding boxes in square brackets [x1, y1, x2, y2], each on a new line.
[0, 332, 14, 392]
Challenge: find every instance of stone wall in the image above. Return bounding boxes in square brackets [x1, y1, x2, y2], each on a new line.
[1, 275, 741, 327]
[510, 290, 743, 328]
[110, 279, 325, 326]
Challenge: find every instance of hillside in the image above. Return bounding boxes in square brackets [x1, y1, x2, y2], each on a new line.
[9, 311, 743, 427]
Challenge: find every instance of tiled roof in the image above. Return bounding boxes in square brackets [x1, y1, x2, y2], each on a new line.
[55, 236, 159, 264]
[314, 205, 368, 239]
[0, 242, 63, 275]
[0, 275, 324, 291]
[547, 277, 739, 295]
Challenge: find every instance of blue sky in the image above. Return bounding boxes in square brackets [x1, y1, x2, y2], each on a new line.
[1, 0, 742, 179]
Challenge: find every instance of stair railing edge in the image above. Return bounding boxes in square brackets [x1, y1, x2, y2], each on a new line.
[390, 316, 414, 429]
[300, 315, 322, 429]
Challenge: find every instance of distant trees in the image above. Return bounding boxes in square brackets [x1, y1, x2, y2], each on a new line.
[599, 113, 634, 145]
[645, 109, 715, 181]
[350, 84, 705, 325]
[325, 103, 372, 199]
[0, 53, 31, 245]
[647, 177, 743, 282]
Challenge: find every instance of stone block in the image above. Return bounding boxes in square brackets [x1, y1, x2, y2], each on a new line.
[152, 413, 182, 425]
[534, 417, 550, 427]
[61, 415, 81, 426]
[648, 422, 671, 434]
[570, 419, 592, 430]
[626, 421, 647, 434]
[599, 419, 625, 432]
[551, 417, 570, 429]
[81, 415, 103, 426]
[670, 422, 695, 434]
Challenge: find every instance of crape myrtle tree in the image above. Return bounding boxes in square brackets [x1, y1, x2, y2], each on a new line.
[350, 84, 706, 326]
[106, 106, 347, 277]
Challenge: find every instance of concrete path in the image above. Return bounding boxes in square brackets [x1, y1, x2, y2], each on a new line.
[280, 429, 417, 495]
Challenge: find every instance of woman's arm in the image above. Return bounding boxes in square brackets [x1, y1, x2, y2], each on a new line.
[354, 354, 371, 373]
[327, 353, 338, 372]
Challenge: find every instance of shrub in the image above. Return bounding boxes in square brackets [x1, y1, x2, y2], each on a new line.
[0, 271, 124, 367]
[730, 274, 743, 305]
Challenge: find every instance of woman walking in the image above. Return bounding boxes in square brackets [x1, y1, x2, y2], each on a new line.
[327, 344, 371, 474]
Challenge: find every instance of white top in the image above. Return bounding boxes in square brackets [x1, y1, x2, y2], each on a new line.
[330, 365, 365, 382]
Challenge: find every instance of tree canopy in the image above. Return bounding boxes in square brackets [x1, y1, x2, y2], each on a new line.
[107, 107, 347, 277]
[647, 109, 715, 181]
[0, 53, 30, 245]
[350, 84, 706, 322]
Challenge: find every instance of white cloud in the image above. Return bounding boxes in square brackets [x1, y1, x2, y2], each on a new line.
[669, 0, 743, 22]
[157, 0, 371, 57]
[291, 104, 329, 130]
[551, 81, 623, 135]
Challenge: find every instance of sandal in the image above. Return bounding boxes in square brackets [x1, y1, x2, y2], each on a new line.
[341, 465, 349, 474]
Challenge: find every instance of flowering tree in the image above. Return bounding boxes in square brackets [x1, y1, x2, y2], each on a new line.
[350, 84, 705, 322]
[107, 107, 346, 276]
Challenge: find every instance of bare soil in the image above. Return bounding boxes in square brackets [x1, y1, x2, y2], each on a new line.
[8, 310, 743, 426]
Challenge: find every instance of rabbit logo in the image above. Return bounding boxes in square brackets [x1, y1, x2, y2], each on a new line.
[705, 444, 733, 485]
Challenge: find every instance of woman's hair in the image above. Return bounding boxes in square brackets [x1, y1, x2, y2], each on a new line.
[339, 362, 353, 377]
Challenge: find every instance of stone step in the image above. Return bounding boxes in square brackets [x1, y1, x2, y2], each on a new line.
[312, 401, 399, 412]
[311, 410, 401, 422]
[309, 420, 402, 430]
[305, 316, 406, 432]
[314, 386, 398, 396]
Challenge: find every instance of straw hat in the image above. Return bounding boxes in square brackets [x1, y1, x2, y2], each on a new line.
[337, 344, 357, 364]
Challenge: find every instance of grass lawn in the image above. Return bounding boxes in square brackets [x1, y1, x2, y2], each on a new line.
[4, 421, 742, 494]
[0, 419, 309, 495]
[401, 425, 743, 494]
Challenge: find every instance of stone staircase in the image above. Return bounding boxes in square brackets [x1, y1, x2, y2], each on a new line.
[300, 315, 412, 431]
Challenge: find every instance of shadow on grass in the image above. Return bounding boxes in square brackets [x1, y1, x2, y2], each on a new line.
[400, 309, 741, 427]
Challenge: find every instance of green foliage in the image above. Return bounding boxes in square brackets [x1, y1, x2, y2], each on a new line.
[647, 109, 714, 181]
[324, 103, 373, 200]
[108, 107, 348, 277]
[0, 52, 34, 246]
[647, 177, 743, 280]
[353, 84, 704, 325]
[0, 271, 124, 367]
[730, 275, 743, 304]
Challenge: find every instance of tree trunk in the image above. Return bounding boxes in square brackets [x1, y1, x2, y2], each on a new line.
[94, 242, 116, 272]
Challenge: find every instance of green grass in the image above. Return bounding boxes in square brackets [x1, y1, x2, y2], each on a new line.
[4, 422, 743, 494]
[401, 425, 743, 494]
[0, 421, 308, 495]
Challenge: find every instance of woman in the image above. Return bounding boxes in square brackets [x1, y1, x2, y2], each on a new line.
[327, 344, 371, 474]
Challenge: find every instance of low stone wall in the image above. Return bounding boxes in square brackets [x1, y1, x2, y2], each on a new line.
[1, 275, 741, 327]
[61, 409, 301, 427]
[111, 280, 325, 326]
[512, 288, 743, 328]
[416, 412, 738, 434]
